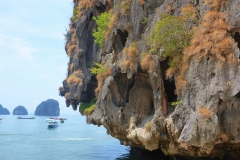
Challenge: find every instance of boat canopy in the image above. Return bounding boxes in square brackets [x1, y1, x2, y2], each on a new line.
[45, 119, 58, 122]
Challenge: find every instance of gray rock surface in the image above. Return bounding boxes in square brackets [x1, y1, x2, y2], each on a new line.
[60, 0, 240, 159]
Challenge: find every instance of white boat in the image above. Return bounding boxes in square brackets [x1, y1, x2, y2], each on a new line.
[17, 117, 36, 119]
[46, 119, 58, 128]
[49, 117, 64, 123]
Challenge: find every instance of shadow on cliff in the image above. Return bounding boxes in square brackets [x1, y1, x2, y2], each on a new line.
[116, 148, 222, 160]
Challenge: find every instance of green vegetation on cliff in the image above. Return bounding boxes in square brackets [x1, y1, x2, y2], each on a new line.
[90, 63, 107, 75]
[93, 12, 110, 48]
[70, 7, 80, 22]
[79, 99, 96, 115]
[148, 11, 196, 80]
[148, 14, 193, 60]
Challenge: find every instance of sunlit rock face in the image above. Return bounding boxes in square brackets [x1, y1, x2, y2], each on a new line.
[34, 99, 60, 116]
[60, 0, 240, 159]
[13, 105, 28, 115]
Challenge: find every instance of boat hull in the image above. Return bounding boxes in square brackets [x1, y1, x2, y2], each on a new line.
[46, 119, 58, 128]
[47, 124, 58, 128]
[17, 117, 36, 119]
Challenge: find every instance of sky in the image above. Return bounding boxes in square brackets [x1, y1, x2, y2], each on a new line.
[0, 0, 79, 115]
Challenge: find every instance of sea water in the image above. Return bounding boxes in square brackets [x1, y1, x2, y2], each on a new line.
[0, 115, 132, 160]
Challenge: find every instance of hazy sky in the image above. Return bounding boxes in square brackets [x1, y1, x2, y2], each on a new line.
[0, 0, 79, 115]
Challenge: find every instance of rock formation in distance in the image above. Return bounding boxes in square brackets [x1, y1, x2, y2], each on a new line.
[34, 99, 60, 116]
[0, 104, 10, 115]
[13, 105, 28, 115]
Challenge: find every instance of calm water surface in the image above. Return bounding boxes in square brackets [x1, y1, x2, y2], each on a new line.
[0, 115, 132, 160]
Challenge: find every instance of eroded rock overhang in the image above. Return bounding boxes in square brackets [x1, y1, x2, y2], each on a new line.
[59, 0, 240, 159]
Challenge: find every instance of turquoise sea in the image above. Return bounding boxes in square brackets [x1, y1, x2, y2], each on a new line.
[0, 115, 132, 160]
[0, 115, 222, 160]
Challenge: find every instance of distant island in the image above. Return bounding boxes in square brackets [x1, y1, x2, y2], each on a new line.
[35, 99, 60, 116]
[13, 105, 28, 115]
[0, 104, 10, 115]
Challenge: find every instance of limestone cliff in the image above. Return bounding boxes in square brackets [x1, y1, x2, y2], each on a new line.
[34, 99, 60, 116]
[60, 0, 240, 159]
[13, 105, 28, 115]
[0, 104, 10, 115]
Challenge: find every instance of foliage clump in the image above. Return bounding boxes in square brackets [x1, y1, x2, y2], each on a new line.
[64, 32, 72, 41]
[95, 68, 112, 97]
[79, 99, 96, 115]
[70, 7, 80, 22]
[78, 0, 95, 10]
[147, 6, 200, 96]
[148, 13, 194, 81]
[138, 0, 146, 5]
[65, 28, 77, 57]
[198, 107, 212, 120]
[171, 100, 182, 106]
[140, 53, 156, 74]
[148, 14, 193, 59]
[120, 0, 132, 15]
[173, 0, 234, 97]
[90, 63, 107, 75]
[89, 62, 112, 97]
[181, 4, 198, 21]
[204, 0, 228, 11]
[176, 10, 234, 96]
[114, 0, 132, 15]
[67, 70, 82, 85]
[93, 12, 110, 48]
[121, 43, 138, 71]
[66, 43, 76, 57]
[105, 11, 119, 40]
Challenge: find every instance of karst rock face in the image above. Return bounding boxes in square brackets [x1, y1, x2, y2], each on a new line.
[60, 0, 240, 159]
[34, 99, 60, 116]
[13, 105, 28, 115]
[0, 104, 10, 115]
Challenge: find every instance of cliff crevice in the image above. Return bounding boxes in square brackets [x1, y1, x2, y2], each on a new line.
[60, 0, 240, 159]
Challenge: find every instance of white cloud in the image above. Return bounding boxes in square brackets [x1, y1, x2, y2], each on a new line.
[0, 34, 35, 62]
[0, 0, 75, 115]
[0, 12, 67, 41]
